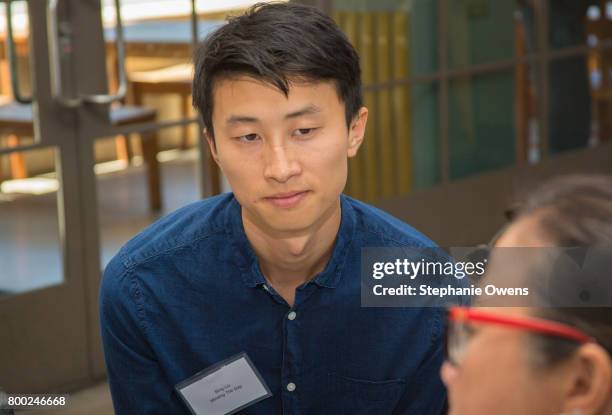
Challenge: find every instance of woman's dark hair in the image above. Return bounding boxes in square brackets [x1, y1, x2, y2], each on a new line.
[192, 2, 362, 141]
[512, 174, 612, 366]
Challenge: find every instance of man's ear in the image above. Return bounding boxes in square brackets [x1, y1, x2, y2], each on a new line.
[559, 343, 612, 415]
[347, 107, 368, 158]
[204, 129, 220, 165]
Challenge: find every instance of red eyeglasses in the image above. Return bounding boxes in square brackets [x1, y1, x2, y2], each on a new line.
[446, 306, 595, 366]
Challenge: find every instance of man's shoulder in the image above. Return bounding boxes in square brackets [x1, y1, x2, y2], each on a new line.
[113, 193, 236, 269]
[344, 195, 436, 247]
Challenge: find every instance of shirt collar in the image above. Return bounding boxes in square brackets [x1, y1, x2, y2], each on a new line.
[229, 193, 356, 289]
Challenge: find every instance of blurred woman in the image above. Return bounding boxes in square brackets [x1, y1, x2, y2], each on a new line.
[441, 175, 612, 415]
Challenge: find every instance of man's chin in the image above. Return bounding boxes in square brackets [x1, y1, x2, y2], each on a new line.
[262, 215, 315, 235]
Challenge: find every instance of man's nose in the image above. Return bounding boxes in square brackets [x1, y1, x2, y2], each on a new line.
[263, 142, 301, 183]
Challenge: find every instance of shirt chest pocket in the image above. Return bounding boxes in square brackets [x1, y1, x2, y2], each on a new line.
[326, 372, 406, 415]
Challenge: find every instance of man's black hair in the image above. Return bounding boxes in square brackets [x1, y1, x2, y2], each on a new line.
[192, 2, 362, 141]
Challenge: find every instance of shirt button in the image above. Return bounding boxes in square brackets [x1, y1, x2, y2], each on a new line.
[287, 311, 297, 321]
[286, 382, 296, 392]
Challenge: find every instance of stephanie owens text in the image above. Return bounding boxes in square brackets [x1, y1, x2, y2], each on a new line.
[372, 284, 529, 297]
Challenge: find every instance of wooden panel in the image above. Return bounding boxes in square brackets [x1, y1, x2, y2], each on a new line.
[375, 12, 395, 198]
[391, 11, 412, 196]
[333, 11, 352, 196]
[340, 11, 364, 199]
[336, 10, 414, 201]
[359, 12, 378, 203]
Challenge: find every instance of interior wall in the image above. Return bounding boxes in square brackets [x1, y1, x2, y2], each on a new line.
[377, 142, 612, 246]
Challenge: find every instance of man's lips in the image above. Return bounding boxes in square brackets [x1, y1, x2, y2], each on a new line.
[264, 191, 310, 208]
[267, 191, 307, 199]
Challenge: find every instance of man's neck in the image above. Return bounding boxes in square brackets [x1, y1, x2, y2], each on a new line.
[242, 200, 342, 295]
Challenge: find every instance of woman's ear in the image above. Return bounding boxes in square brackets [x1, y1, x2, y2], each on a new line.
[347, 107, 368, 158]
[559, 343, 612, 415]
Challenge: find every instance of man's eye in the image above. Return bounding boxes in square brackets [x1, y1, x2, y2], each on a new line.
[237, 133, 259, 142]
[294, 128, 317, 137]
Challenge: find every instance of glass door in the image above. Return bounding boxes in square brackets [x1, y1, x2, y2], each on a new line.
[0, 0, 98, 393]
[0, 0, 220, 395]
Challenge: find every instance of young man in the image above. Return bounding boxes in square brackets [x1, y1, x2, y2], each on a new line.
[100, 3, 446, 414]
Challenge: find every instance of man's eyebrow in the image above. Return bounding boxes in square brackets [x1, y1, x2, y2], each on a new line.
[225, 105, 322, 126]
[284, 104, 322, 119]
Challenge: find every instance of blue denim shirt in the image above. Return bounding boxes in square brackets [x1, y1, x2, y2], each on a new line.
[100, 193, 447, 415]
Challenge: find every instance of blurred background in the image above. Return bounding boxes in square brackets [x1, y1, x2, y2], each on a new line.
[0, 0, 611, 413]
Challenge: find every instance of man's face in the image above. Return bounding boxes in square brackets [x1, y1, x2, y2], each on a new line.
[208, 75, 367, 235]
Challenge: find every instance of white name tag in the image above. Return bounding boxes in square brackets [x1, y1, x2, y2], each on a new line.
[175, 353, 272, 415]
